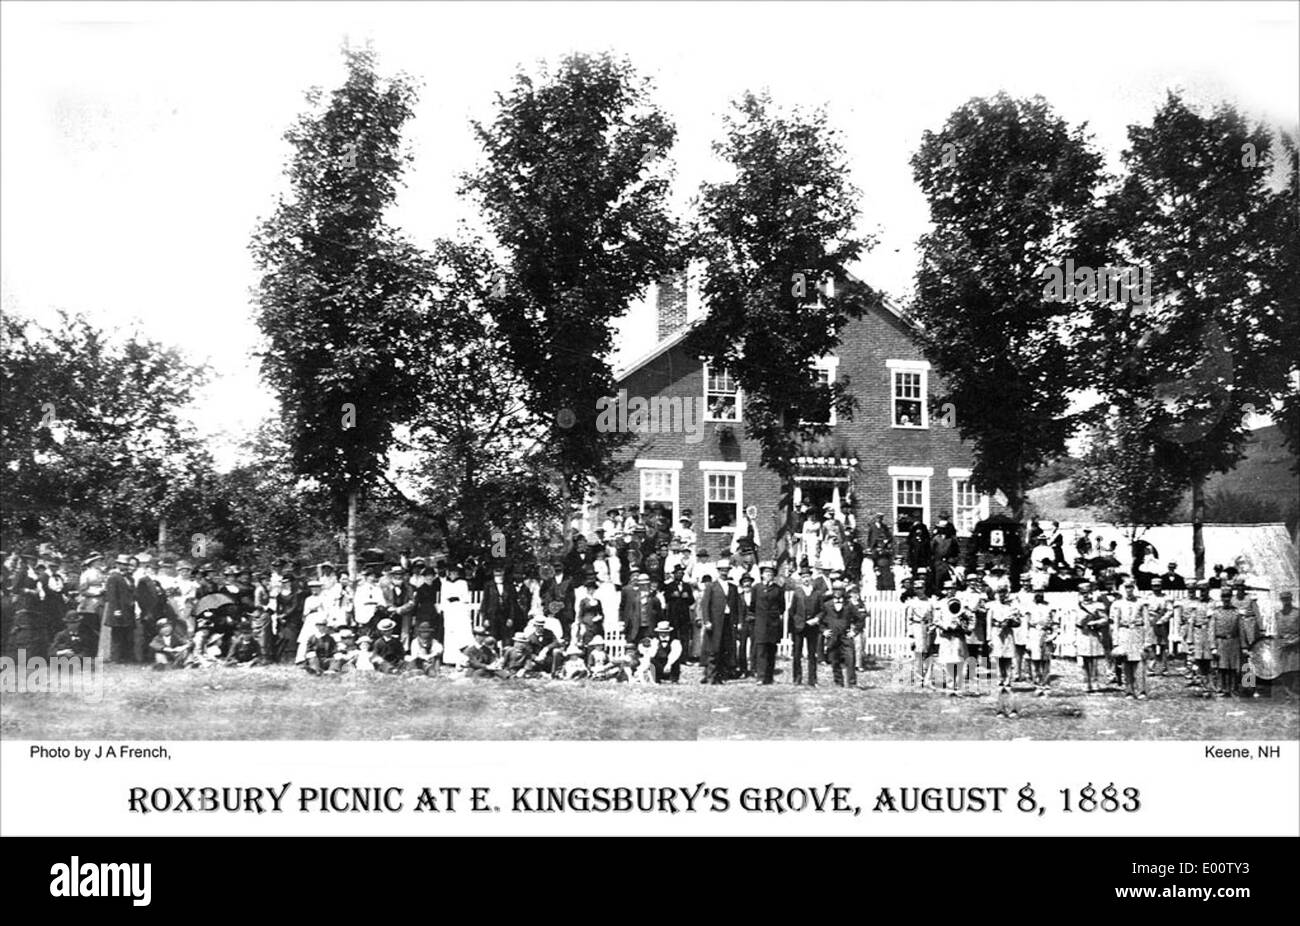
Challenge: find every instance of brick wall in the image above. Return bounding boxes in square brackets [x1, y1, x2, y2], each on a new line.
[600, 302, 1006, 559]
[655, 272, 689, 341]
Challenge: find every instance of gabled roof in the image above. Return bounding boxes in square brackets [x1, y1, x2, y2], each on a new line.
[614, 277, 915, 382]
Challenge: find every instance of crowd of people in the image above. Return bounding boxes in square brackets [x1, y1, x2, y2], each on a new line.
[2, 506, 1296, 701]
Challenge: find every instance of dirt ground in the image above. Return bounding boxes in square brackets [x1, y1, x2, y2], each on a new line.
[3, 655, 1297, 741]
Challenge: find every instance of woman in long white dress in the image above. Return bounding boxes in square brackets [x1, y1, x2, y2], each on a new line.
[439, 564, 473, 667]
[799, 511, 821, 569]
[819, 508, 845, 573]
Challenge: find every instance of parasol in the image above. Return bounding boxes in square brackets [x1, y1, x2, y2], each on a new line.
[192, 592, 237, 615]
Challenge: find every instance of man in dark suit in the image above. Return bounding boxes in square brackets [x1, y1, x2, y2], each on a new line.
[135, 557, 167, 656]
[540, 562, 575, 640]
[619, 571, 659, 643]
[904, 517, 933, 591]
[101, 555, 137, 663]
[752, 562, 785, 685]
[1159, 562, 1186, 590]
[662, 564, 695, 658]
[49, 611, 95, 659]
[479, 564, 513, 641]
[733, 573, 755, 678]
[698, 574, 730, 684]
[821, 581, 864, 687]
[789, 564, 826, 686]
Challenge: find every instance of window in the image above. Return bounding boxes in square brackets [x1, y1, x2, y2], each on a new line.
[894, 479, 925, 525]
[887, 360, 930, 428]
[804, 357, 839, 426]
[704, 364, 740, 422]
[703, 470, 742, 532]
[950, 470, 989, 535]
[638, 466, 679, 530]
[953, 480, 988, 534]
[888, 466, 932, 528]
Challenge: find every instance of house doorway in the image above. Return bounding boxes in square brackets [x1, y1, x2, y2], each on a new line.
[792, 473, 853, 570]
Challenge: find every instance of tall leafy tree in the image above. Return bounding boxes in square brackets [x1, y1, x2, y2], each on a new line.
[252, 47, 432, 575]
[1261, 134, 1300, 476]
[462, 52, 679, 494]
[1080, 94, 1293, 575]
[910, 93, 1104, 522]
[686, 91, 882, 561]
[388, 238, 568, 563]
[1070, 414, 1186, 541]
[0, 310, 211, 554]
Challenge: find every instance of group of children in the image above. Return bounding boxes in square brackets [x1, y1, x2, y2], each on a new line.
[904, 565, 1297, 712]
[285, 613, 688, 684]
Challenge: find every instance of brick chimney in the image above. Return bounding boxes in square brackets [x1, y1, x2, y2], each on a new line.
[655, 270, 688, 341]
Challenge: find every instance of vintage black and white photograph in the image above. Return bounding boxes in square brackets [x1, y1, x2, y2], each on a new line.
[2, 0, 1297, 745]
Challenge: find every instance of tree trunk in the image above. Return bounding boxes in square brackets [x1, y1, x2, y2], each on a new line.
[346, 489, 358, 579]
[778, 473, 795, 569]
[1006, 483, 1025, 524]
[157, 518, 168, 556]
[1191, 474, 1206, 580]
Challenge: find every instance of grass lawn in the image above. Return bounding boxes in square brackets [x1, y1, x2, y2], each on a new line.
[3, 656, 1297, 741]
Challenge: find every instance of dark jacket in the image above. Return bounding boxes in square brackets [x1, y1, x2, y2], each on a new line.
[619, 585, 661, 641]
[135, 576, 165, 621]
[480, 579, 513, 640]
[49, 628, 95, 659]
[752, 580, 785, 644]
[698, 579, 729, 650]
[103, 572, 136, 628]
[372, 634, 405, 667]
[790, 580, 827, 632]
[820, 598, 864, 638]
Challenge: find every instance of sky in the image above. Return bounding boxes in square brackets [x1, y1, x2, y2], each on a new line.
[2, 1, 1297, 467]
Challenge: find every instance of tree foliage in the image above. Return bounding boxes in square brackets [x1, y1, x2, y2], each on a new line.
[0, 310, 212, 554]
[909, 93, 1104, 519]
[1079, 94, 1296, 571]
[463, 52, 679, 493]
[392, 238, 569, 563]
[251, 47, 432, 530]
[687, 92, 881, 478]
[1070, 414, 1186, 537]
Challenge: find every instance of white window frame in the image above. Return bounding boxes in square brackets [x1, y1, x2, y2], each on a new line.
[888, 465, 932, 528]
[887, 359, 930, 429]
[702, 363, 742, 423]
[948, 468, 989, 536]
[700, 463, 745, 533]
[637, 462, 680, 527]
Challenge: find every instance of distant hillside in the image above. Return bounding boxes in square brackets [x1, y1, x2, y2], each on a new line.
[1029, 425, 1299, 530]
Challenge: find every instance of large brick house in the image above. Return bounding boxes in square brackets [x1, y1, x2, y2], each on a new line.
[593, 273, 1005, 560]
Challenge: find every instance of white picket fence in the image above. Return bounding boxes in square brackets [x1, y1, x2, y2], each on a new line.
[466, 587, 1199, 662]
